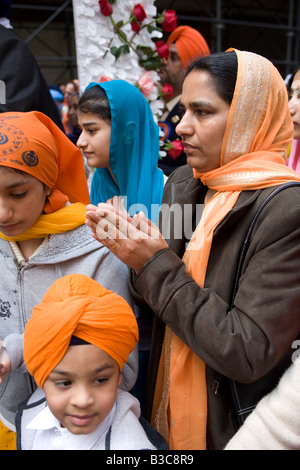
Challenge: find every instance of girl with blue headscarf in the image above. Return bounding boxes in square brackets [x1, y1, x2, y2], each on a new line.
[77, 80, 164, 222]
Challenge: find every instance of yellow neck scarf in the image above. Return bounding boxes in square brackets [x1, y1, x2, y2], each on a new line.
[0, 203, 87, 242]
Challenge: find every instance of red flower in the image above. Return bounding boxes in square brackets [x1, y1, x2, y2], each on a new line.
[168, 139, 184, 159]
[131, 3, 147, 33]
[133, 3, 146, 22]
[161, 82, 173, 99]
[131, 21, 141, 33]
[98, 0, 113, 17]
[156, 41, 169, 60]
[161, 10, 177, 32]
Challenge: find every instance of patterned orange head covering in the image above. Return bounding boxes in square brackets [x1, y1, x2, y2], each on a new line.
[167, 26, 210, 70]
[0, 111, 90, 213]
[24, 274, 139, 388]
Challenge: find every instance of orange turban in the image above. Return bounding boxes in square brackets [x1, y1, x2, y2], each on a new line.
[167, 26, 210, 70]
[24, 274, 139, 388]
[0, 111, 90, 213]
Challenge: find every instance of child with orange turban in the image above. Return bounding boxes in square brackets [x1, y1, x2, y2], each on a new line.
[0, 111, 136, 449]
[16, 274, 165, 450]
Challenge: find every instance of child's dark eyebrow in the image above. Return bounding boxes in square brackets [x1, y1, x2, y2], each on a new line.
[81, 121, 98, 127]
[49, 364, 115, 377]
[5, 180, 31, 189]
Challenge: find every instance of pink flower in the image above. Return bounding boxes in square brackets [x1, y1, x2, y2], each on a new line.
[98, 0, 113, 17]
[161, 82, 173, 99]
[133, 3, 146, 22]
[168, 139, 184, 159]
[156, 41, 169, 60]
[137, 71, 154, 97]
[161, 10, 177, 32]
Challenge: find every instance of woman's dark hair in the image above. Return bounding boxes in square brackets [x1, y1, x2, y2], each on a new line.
[187, 51, 238, 105]
[78, 85, 111, 123]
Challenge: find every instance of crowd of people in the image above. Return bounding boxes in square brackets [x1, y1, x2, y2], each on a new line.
[0, 0, 299, 451]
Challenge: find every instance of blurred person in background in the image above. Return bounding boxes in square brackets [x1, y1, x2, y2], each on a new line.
[287, 66, 300, 174]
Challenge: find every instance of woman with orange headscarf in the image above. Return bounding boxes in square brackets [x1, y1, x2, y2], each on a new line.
[0, 112, 137, 449]
[85, 50, 300, 450]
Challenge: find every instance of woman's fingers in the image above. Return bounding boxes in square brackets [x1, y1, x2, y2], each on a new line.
[86, 205, 167, 273]
[85, 210, 101, 234]
[95, 206, 140, 241]
[131, 211, 161, 239]
[86, 204, 98, 212]
[106, 195, 128, 214]
[87, 204, 162, 243]
[86, 205, 168, 272]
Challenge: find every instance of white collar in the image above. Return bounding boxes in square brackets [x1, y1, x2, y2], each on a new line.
[0, 17, 13, 29]
[160, 94, 181, 121]
[27, 404, 61, 431]
[27, 403, 116, 450]
[165, 94, 181, 112]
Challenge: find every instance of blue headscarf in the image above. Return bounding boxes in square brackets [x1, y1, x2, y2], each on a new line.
[86, 80, 164, 222]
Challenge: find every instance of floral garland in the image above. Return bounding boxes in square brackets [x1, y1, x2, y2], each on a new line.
[96, 1, 177, 117]
[98, 1, 184, 158]
[72, 0, 182, 159]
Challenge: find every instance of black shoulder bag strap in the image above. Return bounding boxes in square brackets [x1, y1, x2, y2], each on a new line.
[229, 181, 300, 427]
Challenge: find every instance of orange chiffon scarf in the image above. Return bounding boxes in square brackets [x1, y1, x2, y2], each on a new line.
[152, 50, 300, 450]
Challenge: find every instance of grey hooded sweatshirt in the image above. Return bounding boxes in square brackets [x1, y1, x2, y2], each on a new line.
[0, 223, 137, 430]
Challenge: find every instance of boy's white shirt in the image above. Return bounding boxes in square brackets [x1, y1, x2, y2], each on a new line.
[27, 401, 116, 450]
[24, 389, 157, 450]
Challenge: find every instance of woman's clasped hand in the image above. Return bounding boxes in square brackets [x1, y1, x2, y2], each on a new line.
[85, 200, 168, 273]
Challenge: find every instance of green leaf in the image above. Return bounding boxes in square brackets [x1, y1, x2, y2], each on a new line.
[139, 55, 162, 71]
[110, 46, 121, 59]
[129, 15, 137, 24]
[136, 45, 154, 57]
[147, 24, 162, 33]
[119, 44, 130, 55]
[116, 29, 128, 43]
[127, 14, 136, 24]
[163, 139, 175, 150]
[156, 9, 166, 24]
[110, 44, 130, 60]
